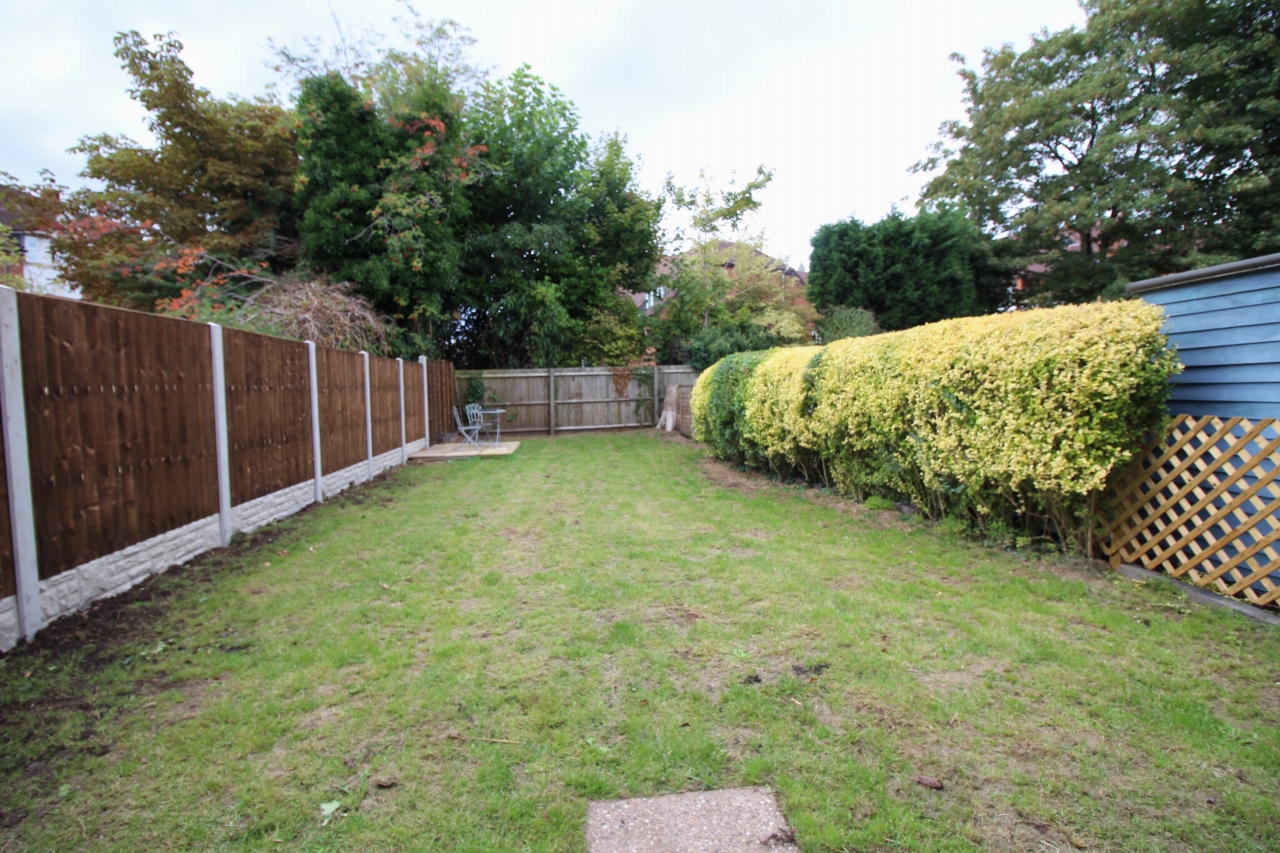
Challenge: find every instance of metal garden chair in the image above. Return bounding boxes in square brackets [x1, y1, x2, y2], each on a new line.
[453, 405, 482, 448]
[465, 403, 494, 443]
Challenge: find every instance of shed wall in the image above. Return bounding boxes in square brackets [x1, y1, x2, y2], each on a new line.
[1140, 266, 1280, 419]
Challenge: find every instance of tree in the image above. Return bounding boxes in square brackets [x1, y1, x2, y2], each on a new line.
[1130, 0, 1280, 261]
[917, 0, 1280, 302]
[807, 208, 1008, 331]
[566, 133, 663, 366]
[296, 55, 661, 367]
[442, 73, 661, 368]
[0, 222, 26, 290]
[295, 66, 477, 352]
[32, 32, 299, 308]
[650, 168, 817, 361]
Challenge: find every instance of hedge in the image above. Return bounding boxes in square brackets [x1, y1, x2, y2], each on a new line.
[690, 302, 1180, 549]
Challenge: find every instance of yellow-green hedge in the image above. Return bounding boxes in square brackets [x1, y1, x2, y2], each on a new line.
[692, 302, 1179, 547]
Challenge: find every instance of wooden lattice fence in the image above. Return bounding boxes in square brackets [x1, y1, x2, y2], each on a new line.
[1105, 414, 1280, 607]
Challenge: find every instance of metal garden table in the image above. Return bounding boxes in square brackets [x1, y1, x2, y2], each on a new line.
[479, 408, 506, 443]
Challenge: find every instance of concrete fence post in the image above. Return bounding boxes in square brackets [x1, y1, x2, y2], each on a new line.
[209, 324, 233, 547]
[360, 351, 373, 482]
[419, 355, 430, 448]
[548, 368, 555, 437]
[307, 341, 323, 503]
[397, 358, 406, 465]
[0, 287, 41, 641]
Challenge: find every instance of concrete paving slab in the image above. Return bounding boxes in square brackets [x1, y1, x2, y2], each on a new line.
[586, 787, 799, 853]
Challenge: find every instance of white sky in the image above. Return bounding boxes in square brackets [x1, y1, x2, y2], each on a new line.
[3, 0, 1087, 269]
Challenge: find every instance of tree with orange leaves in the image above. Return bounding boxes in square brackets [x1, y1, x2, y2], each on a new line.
[23, 31, 298, 308]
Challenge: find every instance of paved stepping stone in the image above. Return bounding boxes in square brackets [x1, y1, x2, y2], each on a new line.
[586, 787, 799, 852]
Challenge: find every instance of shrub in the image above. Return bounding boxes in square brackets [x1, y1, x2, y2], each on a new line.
[740, 346, 823, 477]
[690, 349, 772, 461]
[691, 301, 1179, 550]
[685, 323, 779, 371]
[816, 306, 880, 343]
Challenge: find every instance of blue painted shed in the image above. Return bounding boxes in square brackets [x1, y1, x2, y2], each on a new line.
[1128, 252, 1280, 419]
[1123, 256, 1279, 607]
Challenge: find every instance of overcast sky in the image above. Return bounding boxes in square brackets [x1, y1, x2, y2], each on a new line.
[3, 0, 1087, 268]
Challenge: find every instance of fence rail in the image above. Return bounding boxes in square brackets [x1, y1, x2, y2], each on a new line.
[0, 287, 456, 649]
[455, 365, 699, 435]
[1106, 414, 1280, 608]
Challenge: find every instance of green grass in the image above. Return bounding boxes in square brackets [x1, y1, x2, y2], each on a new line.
[2, 431, 1279, 852]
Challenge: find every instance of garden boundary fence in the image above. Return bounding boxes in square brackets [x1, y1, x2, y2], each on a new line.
[454, 365, 699, 435]
[1105, 414, 1280, 608]
[0, 287, 456, 649]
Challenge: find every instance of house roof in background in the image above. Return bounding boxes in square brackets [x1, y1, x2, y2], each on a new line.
[1127, 252, 1280, 294]
[656, 241, 808, 284]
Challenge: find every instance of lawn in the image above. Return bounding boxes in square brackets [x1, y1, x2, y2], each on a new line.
[2, 431, 1278, 852]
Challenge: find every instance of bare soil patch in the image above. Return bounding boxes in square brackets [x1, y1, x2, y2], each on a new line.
[700, 459, 764, 492]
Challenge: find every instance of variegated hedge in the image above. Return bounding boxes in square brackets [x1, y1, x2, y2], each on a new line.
[691, 302, 1180, 548]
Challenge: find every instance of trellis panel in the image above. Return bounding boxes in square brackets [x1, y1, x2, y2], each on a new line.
[1105, 414, 1280, 607]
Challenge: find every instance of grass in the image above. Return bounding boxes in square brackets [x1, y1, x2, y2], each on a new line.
[2, 430, 1279, 852]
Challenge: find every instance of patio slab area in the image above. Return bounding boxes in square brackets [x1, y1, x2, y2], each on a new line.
[585, 787, 798, 853]
[409, 440, 521, 461]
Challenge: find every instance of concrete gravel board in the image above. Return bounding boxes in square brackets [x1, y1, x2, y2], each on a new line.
[586, 787, 799, 853]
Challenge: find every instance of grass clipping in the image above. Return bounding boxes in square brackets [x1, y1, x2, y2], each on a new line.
[692, 301, 1180, 548]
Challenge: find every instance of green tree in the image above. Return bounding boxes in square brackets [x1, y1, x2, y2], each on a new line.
[565, 134, 663, 366]
[442, 73, 661, 368]
[650, 168, 816, 361]
[293, 34, 661, 368]
[917, 0, 1280, 302]
[304, 72, 476, 346]
[0, 222, 26, 290]
[807, 208, 1008, 331]
[36, 32, 299, 307]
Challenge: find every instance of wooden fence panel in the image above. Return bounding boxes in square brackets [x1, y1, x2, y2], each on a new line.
[427, 359, 455, 442]
[556, 368, 655, 431]
[404, 359, 425, 442]
[453, 366, 697, 435]
[224, 329, 313, 506]
[0, 430, 13, 598]
[454, 370, 552, 434]
[1105, 414, 1280, 607]
[370, 356, 401, 456]
[18, 295, 219, 579]
[316, 347, 366, 475]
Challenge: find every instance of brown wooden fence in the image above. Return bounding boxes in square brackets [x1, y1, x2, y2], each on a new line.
[316, 347, 367, 476]
[19, 296, 220, 580]
[404, 359, 425, 448]
[370, 356, 401, 457]
[0, 288, 456, 647]
[1105, 414, 1280, 608]
[454, 366, 699, 435]
[224, 328, 313, 506]
[426, 359, 456, 443]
